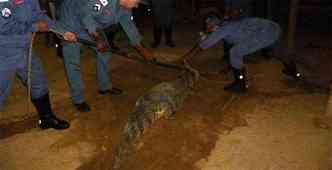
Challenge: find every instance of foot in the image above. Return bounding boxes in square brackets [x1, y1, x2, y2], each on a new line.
[74, 102, 91, 112]
[39, 115, 70, 130]
[99, 87, 123, 96]
[224, 81, 248, 93]
[166, 41, 176, 47]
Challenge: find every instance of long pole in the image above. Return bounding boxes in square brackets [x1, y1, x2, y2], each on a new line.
[287, 0, 299, 51]
[27, 33, 36, 113]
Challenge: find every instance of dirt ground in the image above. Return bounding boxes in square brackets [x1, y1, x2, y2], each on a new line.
[0, 20, 331, 170]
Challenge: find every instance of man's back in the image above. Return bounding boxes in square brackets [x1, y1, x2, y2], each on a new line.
[222, 17, 280, 44]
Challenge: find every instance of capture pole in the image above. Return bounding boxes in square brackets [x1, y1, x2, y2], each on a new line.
[50, 28, 189, 71]
[49, 28, 97, 46]
[287, 0, 299, 51]
[27, 32, 36, 113]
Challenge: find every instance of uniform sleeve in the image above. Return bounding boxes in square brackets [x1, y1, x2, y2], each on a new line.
[31, 0, 56, 32]
[119, 11, 142, 46]
[199, 27, 228, 49]
[0, 2, 32, 34]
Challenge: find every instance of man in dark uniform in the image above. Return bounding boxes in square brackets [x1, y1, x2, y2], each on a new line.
[218, 0, 254, 72]
[57, 0, 155, 112]
[184, 14, 301, 93]
[0, 0, 77, 129]
[150, 0, 176, 48]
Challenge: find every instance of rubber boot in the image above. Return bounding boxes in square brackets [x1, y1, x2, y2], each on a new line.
[282, 61, 301, 79]
[224, 67, 248, 93]
[32, 93, 70, 130]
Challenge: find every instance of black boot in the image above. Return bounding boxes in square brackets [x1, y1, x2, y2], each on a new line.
[224, 67, 248, 93]
[165, 27, 175, 47]
[282, 61, 301, 79]
[152, 27, 162, 48]
[32, 93, 70, 130]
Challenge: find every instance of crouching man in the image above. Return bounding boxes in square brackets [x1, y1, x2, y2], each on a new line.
[184, 14, 301, 93]
[0, 0, 77, 129]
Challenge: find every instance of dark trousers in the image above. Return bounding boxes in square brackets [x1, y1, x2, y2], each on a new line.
[151, 0, 176, 44]
[104, 24, 120, 47]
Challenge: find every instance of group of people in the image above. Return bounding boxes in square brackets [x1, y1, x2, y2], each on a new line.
[0, 0, 154, 130]
[0, 0, 301, 131]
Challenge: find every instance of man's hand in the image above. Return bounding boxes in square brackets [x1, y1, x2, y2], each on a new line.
[36, 21, 49, 32]
[96, 40, 109, 53]
[140, 48, 155, 61]
[135, 44, 155, 61]
[63, 32, 77, 42]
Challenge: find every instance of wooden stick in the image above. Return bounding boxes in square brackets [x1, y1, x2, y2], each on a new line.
[27, 32, 36, 113]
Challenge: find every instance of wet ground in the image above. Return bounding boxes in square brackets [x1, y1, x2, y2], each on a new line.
[0, 21, 331, 170]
